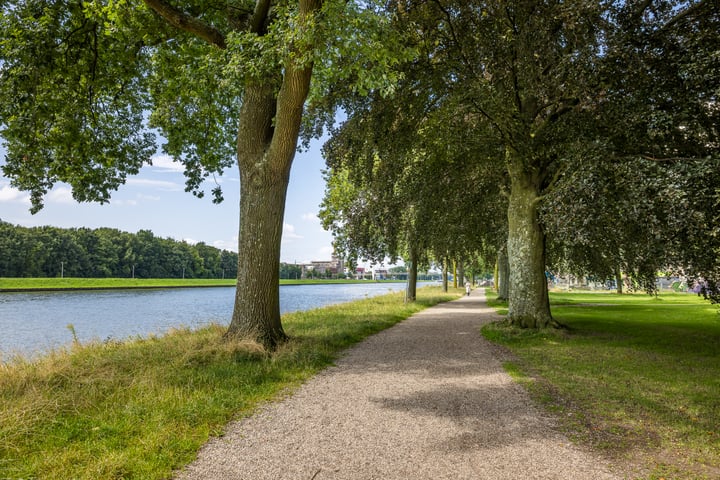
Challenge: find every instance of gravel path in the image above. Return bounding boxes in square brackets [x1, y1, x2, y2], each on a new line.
[176, 289, 620, 479]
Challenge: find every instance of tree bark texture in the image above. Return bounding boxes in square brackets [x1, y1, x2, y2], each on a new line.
[497, 245, 509, 301]
[457, 261, 465, 289]
[506, 152, 553, 328]
[226, 0, 320, 348]
[442, 259, 448, 292]
[406, 248, 418, 302]
[615, 267, 624, 295]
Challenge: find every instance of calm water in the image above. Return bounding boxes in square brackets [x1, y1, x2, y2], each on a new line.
[0, 283, 407, 357]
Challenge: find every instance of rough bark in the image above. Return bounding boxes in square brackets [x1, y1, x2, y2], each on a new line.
[226, 0, 321, 348]
[229, 152, 290, 347]
[615, 267, 623, 295]
[457, 261, 465, 289]
[406, 247, 418, 302]
[225, 83, 287, 347]
[506, 152, 553, 328]
[442, 259, 449, 292]
[497, 245, 509, 301]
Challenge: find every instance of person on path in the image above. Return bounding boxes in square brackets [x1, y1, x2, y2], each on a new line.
[465, 281, 471, 296]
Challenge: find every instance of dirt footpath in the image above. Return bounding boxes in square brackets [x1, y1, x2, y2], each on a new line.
[176, 289, 620, 480]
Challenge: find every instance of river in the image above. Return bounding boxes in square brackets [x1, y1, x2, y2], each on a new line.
[0, 282, 408, 358]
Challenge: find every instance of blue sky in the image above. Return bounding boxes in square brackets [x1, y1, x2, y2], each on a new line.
[0, 138, 337, 264]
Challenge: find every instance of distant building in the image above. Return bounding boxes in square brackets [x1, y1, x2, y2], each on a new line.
[373, 269, 388, 280]
[301, 256, 345, 278]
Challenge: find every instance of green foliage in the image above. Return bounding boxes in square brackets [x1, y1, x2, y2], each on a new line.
[0, 0, 409, 207]
[0, 0, 160, 211]
[0, 221, 237, 279]
[324, 0, 719, 316]
[0, 0, 417, 347]
[483, 292, 720, 478]
[278, 262, 302, 280]
[0, 287, 458, 479]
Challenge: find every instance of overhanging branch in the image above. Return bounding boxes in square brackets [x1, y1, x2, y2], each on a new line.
[250, 0, 272, 34]
[143, 0, 227, 49]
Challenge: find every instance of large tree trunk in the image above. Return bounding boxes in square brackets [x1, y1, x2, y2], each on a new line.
[442, 259, 449, 292]
[226, 0, 319, 348]
[226, 81, 291, 348]
[406, 247, 418, 302]
[497, 245, 509, 301]
[457, 261, 465, 289]
[506, 153, 553, 328]
[615, 267, 623, 295]
[230, 156, 290, 346]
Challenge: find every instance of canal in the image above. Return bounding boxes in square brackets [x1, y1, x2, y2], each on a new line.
[0, 282, 408, 357]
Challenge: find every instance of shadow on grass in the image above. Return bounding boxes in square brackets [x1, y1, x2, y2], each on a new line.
[481, 293, 720, 478]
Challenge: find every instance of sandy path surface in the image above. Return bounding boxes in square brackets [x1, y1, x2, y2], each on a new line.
[176, 289, 620, 479]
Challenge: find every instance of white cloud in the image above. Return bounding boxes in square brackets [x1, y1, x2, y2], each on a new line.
[301, 212, 320, 223]
[283, 223, 303, 240]
[149, 154, 185, 173]
[0, 184, 30, 204]
[136, 194, 161, 201]
[113, 199, 139, 207]
[46, 186, 75, 204]
[213, 237, 238, 252]
[126, 178, 183, 191]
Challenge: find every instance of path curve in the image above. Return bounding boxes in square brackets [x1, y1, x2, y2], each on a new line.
[176, 289, 619, 479]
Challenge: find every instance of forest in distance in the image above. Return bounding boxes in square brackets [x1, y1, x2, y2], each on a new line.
[0, 221, 238, 279]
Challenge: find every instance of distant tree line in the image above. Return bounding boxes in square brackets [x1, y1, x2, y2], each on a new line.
[279, 263, 302, 280]
[0, 221, 238, 279]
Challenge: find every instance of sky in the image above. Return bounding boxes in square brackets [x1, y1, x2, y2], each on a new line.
[0, 137, 338, 265]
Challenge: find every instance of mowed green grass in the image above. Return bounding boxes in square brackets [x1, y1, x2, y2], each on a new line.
[483, 292, 720, 479]
[0, 287, 462, 479]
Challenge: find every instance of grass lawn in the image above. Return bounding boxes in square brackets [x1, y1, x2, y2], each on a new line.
[0, 277, 402, 291]
[0, 287, 462, 479]
[482, 291, 720, 479]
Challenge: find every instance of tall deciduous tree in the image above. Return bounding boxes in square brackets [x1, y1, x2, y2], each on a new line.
[321, 89, 507, 300]
[327, 0, 603, 326]
[325, 0, 717, 327]
[1, 0, 404, 347]
[540, 0, 720, 297]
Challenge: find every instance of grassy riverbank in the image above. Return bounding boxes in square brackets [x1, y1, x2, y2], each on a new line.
[0, 277, 403, 291]
[482, 291, 720, 479]
[0, 287, 462, 479]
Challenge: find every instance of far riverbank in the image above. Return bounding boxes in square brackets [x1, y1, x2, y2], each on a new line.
[1, 281, 415, 356]
[0, 277, 409, 292]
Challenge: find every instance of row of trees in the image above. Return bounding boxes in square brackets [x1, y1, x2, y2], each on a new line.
[1, 1, 717, 346]
[0, 221, 238, 279]
[320, 0, 720, 323]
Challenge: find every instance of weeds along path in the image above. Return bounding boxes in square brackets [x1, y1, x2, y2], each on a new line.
[176, 289, 620, 480]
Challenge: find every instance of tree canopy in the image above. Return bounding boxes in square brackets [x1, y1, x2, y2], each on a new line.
[322, 0, 719, 320]
[2, 0, 718, 339]
[1, 0, 406, 347]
